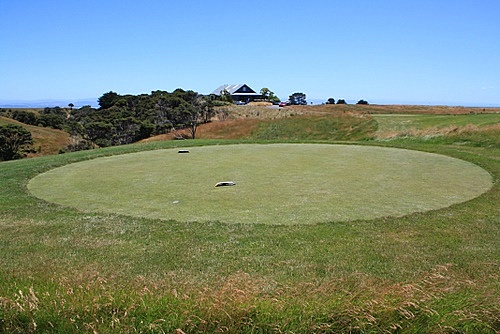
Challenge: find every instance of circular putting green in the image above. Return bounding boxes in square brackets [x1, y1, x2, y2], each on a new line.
[28, 144, 492, 225]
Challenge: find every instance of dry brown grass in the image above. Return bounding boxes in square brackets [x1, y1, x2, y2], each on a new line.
[376, 123, 500, 139]
[333, 104, 500, 115]
[307, 104, 499, 114]
[4, 263, 496, 333]
[139, 119, 262, 142]
[246, 101, 273, 107]
[197, 119, 261, 139]
[222, 105, 306, 119]
[220, 104, 500, 121]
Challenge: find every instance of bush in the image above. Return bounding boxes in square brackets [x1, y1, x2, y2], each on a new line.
[0, 124, 34, 160]
[59, 138, 94, 153]
[11, 110, 39, 125]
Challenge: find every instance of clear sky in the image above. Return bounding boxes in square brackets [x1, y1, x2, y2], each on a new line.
[1, 0, 499, 106]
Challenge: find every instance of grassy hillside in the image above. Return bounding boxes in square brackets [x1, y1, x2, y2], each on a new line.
[291, 103, 500, 115]
[144, 104, 499, 144]
[0, 105, 498, 332]
[0, 116, 70, 156]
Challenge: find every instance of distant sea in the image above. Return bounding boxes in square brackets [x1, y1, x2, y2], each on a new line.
[0, 98, 99, 109]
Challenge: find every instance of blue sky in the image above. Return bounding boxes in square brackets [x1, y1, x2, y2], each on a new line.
[1, 0, 499, 107]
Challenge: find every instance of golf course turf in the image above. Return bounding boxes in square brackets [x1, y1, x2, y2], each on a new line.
[28, 143, 492, 225]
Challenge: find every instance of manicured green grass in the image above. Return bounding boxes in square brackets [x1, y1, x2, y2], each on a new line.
[28, 144, 492, 225]
[1, 135, 499, 332]
[251, 113, 378, 141]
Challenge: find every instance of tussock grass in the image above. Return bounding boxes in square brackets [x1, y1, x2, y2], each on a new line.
[297, 104, 500, 115]
[373, 113, 500, 148]
[1, 261, 497, 332]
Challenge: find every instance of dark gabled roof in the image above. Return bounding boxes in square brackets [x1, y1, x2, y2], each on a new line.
[212, 84, 259, 96]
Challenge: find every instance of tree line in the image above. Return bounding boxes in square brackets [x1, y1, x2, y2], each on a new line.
[0, 88, 369, 161]
[326, 98, 369, 105]
[0, 89, 227, 160]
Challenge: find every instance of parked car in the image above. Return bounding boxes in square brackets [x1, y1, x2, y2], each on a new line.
[279, 101, 289, 107]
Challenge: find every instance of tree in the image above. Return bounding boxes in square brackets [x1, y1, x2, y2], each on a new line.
[261, 88, 279, 103]
[357, 99, 369, 105]
[0, 124, 34, 161]
[84, 121, 113, 147]
[98, 91, 120, 109]
[179, 95, 214, 139]
[289, 92, 307, 105]
[337, 99, 347, 104]
[11, 110, 39, 125]
[326, 98, 336, 104]
[73, 89, 215, 146]
[260, 88, 271, 99]
[68, 103, 74, 110]
[39, 113, 66, 129]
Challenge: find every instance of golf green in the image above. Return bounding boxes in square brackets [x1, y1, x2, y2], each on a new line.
[28, 144, 493, 225]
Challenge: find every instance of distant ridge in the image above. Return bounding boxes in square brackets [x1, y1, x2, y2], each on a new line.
[0, 98, 99, 108]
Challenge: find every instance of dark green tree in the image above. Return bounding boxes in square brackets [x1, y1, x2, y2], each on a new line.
[337, 99, 347, 104]
[0, 124, 34, 161]
[84, 121, 113, 147]
[98, 91, 120, 109]
[289, 92, 307, 105]
[357, 99, 369, 105]
[11, 110, 39, 125]
[172, 95, 214, 139]
[72, 89, 216, 146]
[39, 113, 66, 129]
[41, 106, 66, 117]
[326, 98, 336, 104]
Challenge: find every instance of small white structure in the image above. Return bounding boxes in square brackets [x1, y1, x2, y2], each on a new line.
[215, 181, 236, 187]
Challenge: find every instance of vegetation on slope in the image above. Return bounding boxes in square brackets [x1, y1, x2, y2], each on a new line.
[0, 116, 70, 156]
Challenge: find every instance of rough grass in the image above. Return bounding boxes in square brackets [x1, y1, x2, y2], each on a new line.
[250, 114, 377, 141]
[298, 104, 500, 115]
[374, 113, 500, 137]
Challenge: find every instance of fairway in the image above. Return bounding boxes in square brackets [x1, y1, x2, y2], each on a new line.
[28, 144, 492, 225]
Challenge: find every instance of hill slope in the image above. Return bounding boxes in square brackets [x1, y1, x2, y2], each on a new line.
[0, 116, 70, 156]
